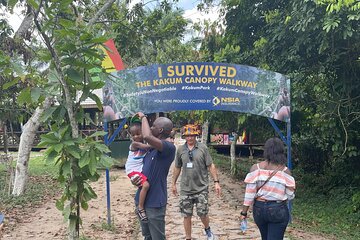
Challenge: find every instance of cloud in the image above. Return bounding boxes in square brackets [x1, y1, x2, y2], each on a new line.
[183, 6, 220, 24]
[1, 6, 24, 33]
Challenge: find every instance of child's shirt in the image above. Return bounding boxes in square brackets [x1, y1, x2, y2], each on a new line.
[125, 146, 147, 175]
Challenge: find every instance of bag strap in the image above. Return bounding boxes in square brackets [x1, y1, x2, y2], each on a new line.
[256, 166, 282, 192]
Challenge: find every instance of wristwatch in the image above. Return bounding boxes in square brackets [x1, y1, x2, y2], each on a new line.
[214, 180, 219, 183]
[240, 211, 247, 217]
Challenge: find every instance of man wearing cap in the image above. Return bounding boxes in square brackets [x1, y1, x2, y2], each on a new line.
[172, 124, 221, 240]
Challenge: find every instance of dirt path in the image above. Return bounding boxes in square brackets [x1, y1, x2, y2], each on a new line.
[2, 166, 333, 240]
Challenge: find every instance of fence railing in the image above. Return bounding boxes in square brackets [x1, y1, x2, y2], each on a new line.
[0, 129, 103, 150]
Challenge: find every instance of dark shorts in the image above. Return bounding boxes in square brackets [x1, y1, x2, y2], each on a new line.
[179, 191, 209, 217]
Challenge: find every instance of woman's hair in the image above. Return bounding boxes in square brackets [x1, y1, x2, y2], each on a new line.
[263, 137, 287, 165]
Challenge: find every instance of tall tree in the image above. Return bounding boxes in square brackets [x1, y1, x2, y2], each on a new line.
[220, 0, 360, 193]
[108, 1, 199, 67]
[2, 1, 117, 239]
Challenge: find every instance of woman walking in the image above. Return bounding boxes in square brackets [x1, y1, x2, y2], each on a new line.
[240, 137, 295, 240]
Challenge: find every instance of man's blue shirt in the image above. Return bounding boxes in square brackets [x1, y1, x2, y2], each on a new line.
[135, 140, 175, 207]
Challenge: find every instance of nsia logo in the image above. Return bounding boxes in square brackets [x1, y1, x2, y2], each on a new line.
[212, 96, 240, 106]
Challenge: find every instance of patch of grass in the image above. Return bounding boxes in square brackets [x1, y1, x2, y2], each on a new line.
[291, 187, 360, 240]
[110, 175, 119, 182]
[100, 221, 117, 232]
[209, 147, 258, 179]
[0, 152, 60, 212]
[89, 219, 118, 233]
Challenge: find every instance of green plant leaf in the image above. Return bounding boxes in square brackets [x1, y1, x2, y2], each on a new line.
[89, 131, 107, 138]
[89, 93, 103, 110]
[69, 182, 78, 192]
[53, 143, 64, 152]
[66, 68, 82, 83]
[27, 0, 39, 9]
[88, 149, 97, 175]
[81, 200, 89, 210]
[79, 151, 90, 168]
[66, 145, 81, 158]
[2, 79, 18, 90]
[56, 199, 64, 211]
[100, 155, 114, 168]
[40, 106, 57, 122]
[17, 87, 31, 105]
[94, 143, 111, 153]
[31, 87, 42, 102]
[46, 150, 59, 164]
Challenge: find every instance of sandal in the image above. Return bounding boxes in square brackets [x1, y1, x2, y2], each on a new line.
[136, 208, 148, 222]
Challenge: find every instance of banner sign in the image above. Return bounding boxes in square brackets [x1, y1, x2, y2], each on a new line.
[103, 62, 290, 122]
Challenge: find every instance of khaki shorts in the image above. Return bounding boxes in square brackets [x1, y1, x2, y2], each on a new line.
[179, 191, 209, 217]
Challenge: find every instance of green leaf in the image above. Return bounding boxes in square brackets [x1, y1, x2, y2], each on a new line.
[40, 106, 57, 122]
[69, 182, 78, 192]
[58, 126, 70, 139]
[66, 145, 81, 159]
[88, 149, 97, 175]
[84, 185, 97, 201]
[8, 0, 18, 10]
[41, 133, 59, 143]
[17, 88, 32, 105]
[53, 143, 64, 152]
[100, 155, 114, 168]
[79, 151, 90, 168]
[46, 150, 59, 164]
[48, 70, 60, 83]
[27, 0, 39, 9]
[89, 131, 107, 138]
[91, 36, 109, 44]
[37, 140, 48, 148]
[59, 19, 74, 28]
[66, 68, 82, 83]
[61, 160, 71, 176]
[81, 200, 89, 210]
[31, 87, 42, 102]
[87, 80, 105, 90]
[56, 199, 64, 211]
[59, 0, 74, 9]
[2, 79, 18, 90]
[94, 143, 111, 153]
[89, 93, 102, 110]
[62, 140, 75, 146]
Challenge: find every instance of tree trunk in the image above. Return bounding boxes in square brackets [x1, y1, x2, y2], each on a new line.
[201, 121, 209, 144]
[12, 97, 52, 196]
[2, 122, 8, 154]
[230, 133, 238, 174]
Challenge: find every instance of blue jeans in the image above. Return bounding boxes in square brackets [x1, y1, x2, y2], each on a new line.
[253, 200, 289, 240]
[139, 206, 166, 240]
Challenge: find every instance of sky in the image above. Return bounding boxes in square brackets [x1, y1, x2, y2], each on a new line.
[1, 0, 220, 37]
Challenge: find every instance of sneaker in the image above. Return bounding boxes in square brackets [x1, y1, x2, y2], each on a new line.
[205, 228, 215, 240]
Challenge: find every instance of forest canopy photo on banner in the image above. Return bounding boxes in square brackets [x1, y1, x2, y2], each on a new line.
[103, 62, 290, 122]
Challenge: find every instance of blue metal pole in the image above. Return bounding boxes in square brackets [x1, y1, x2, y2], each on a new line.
[104, 122, 111, 225]
[287, 119, 292, 170]
[103, 118, 127, 226]
[286, 119, 292, 223]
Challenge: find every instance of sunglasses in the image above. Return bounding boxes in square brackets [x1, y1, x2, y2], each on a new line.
[188, 150, 193, 162]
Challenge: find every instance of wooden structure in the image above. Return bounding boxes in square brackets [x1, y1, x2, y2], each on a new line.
[209, 143, 264, 158]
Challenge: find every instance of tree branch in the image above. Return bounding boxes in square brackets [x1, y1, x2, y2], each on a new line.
[337, 103, 348, 156]
[87, 0, 117, 26]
